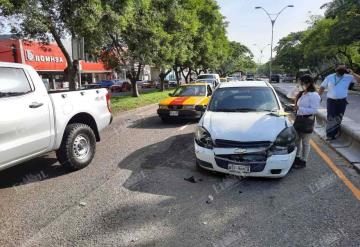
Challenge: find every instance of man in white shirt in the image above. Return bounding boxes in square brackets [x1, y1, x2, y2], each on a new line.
[319, 63, 360, 140]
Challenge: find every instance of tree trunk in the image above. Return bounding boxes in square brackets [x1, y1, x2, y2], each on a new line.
[131, 79, 139, 97]
[180, 67, 190, 83]
[50, 26, 76, 90]
[174, 66, 181, 86]
[159, 73, 166, 92]
[159, 69, 172, 92]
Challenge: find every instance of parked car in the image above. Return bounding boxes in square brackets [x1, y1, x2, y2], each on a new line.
[283, 74, 296, 83]
[220, 78, 228, 83]
[271, 74, 280, 83]
[98, 80, 116, 88]
[246, 73, 255, 81]
[194, 80, 297, 178]
[195, 79, 218, 88]
[157, 83, 213, 122]
[110, 79, 131, 92]
[83, 83, 101, 90]
[140, 80, 155, 89]
[0, 62, 112, 171]
[168, 80, 178, 87]
[197, 73, 220, 84]
[227, 77, 238, 82]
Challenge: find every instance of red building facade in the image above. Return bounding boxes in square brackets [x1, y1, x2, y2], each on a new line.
[0, 38, 112, 84]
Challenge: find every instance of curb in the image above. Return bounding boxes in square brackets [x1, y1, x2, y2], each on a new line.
[273, 85, 360, 174]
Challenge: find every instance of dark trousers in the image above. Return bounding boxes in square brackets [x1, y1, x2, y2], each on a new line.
[326, 98, 347, 138]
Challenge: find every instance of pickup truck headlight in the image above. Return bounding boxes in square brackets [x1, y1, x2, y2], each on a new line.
[159, 105, 168, 109]
[270, 127, 297, 155]
[195, 126, 213, 149]
[183, 105, 195, 110]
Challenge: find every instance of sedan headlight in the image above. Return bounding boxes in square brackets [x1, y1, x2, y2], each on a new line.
[183, 105, 195, 110]
[270, 127, 297, 155]
[159, 105, 168, 109]
[195, 126, 213, 149]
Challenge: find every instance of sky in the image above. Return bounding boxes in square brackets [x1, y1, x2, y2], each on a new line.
[217, 0, 329, 63]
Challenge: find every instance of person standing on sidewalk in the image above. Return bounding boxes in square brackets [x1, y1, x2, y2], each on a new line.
[319, 63, 360, 140]
[293, 75, 321, 169]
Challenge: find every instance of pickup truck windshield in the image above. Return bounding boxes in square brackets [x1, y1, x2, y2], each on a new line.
[209, 87, 279, 112]
[172, 85, 206, 97]
[0, 67, 31, 97]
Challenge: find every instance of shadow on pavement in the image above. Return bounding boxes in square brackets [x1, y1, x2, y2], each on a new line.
[117, 132, 286, 197]
[0, 154, 70, 189]
[128, 115, 199, 129]
[83, 133, 291, 245]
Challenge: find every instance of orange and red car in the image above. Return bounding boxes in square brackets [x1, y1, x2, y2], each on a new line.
[157, 83, 212, 122]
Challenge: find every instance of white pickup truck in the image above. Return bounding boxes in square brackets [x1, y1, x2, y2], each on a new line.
[0, 62, 112, 171]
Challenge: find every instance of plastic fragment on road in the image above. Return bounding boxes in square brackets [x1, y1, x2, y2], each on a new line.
[184, 176, 196, 183]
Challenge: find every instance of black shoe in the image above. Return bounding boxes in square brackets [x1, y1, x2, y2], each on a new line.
[293, 157, 301, 166]
[293, 160, 306, 169]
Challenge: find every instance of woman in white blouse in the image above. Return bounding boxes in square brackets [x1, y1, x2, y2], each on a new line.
[293, 75, 321, 169]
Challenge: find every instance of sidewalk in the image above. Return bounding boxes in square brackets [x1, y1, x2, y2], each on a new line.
[273, 83, 360, 172]
[273, 83, 360, 123]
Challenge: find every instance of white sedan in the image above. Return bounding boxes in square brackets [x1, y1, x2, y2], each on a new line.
[194, 81, 297, 178]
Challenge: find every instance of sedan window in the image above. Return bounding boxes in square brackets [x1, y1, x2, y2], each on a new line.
[209, 87, 279, 112]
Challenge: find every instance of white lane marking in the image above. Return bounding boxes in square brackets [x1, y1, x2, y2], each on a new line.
[178, 124, 188, 131]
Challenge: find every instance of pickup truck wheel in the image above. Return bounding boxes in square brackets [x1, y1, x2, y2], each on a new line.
[56, 123, 96, 171]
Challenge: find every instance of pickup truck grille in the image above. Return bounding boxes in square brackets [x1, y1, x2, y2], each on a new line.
[214, 139, 272, 149]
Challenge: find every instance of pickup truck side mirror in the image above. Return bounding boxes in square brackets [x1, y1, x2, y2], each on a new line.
[195, 105, 206, 112]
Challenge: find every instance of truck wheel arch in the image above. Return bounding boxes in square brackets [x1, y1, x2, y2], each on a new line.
[66, 113, 100, 142]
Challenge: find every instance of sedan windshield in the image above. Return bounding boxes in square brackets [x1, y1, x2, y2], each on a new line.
[172, 85, 206, 97]
[208, 87, 279, 112]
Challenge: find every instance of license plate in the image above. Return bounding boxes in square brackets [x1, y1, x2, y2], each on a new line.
[169, 111, 179, 116]
[228, 163, 250, 173]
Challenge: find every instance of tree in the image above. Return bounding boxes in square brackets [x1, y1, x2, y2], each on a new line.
[273, 32, 305, 76]
[274, 0, 360, 77]
[217, 41, 254, 77]
[1, 0, 105, 90]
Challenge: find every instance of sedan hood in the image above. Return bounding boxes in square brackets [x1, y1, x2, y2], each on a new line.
[201, 111, 288, 142]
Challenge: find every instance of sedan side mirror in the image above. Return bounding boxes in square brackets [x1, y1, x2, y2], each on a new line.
[283, 103, 294, 112]
[195, 105, 206, 112]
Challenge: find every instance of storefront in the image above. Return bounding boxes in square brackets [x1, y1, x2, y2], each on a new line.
[0, 37, 112, 87]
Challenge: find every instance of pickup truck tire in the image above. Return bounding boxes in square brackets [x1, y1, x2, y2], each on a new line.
[56, 123, 96, 171]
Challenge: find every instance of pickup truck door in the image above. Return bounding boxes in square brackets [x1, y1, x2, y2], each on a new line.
[0, 67, 51, 166]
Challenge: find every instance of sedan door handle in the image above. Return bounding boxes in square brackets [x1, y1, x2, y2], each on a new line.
[29, 102, 44, 108]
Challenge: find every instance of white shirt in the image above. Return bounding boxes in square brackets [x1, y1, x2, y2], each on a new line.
[320, 73, 355, 99]
[296, 92, 321, 116]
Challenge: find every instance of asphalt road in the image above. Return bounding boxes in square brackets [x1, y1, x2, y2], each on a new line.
[0, 105, 359, 247]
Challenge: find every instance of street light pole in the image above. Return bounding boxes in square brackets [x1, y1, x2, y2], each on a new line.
[253, 43, 271, 65]
[253, 43, 271, 77]
[255, 5, 294, 80]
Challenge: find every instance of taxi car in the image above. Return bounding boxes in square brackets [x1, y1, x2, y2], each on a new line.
[157, 83, 212, 122]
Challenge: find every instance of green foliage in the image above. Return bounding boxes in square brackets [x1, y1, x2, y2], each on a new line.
[274, 0, 360, 76]
[218, 41, 255, 76]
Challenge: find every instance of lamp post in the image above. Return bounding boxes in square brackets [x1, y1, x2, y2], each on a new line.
[253, 43, 271, 77]
[253, 43, 271, 65]
[255, 5, 294, 80]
